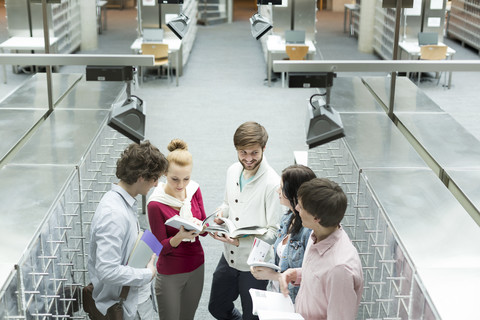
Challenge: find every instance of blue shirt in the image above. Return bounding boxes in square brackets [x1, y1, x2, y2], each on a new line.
[239, 169, 255, 191]
[87, 184, 153, 320]
[271, 211, 311, 302]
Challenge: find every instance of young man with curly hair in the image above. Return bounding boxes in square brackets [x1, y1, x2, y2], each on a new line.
[88, 141, 168, 320]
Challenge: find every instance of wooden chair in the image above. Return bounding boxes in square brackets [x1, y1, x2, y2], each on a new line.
[282, 44, 309, 87]
[141, 43, 170, 84]
[418, 44, 448, 86]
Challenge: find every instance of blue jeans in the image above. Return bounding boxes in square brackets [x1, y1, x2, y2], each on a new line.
[208, 255, 268, 320]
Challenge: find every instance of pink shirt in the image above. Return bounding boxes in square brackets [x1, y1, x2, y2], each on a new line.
[147, 188, 207, 275]
[294, 227, 363, 320]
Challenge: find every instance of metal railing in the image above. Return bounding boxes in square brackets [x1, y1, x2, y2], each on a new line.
[0, 125, 138, 320]
[309, 139, 438, 319]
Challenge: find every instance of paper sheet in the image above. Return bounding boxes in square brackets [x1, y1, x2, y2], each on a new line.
[427, 17, 441, 27]
[430, 0, 443, 10]
[143, 0, 155, 6]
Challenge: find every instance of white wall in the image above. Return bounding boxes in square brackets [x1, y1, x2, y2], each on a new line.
[332, 0, 354, 12]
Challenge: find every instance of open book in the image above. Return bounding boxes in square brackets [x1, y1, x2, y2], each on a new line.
[165, 211, 217, 233]
[166, 212, 267, 238]
[207, 217, 268, 238]
[249, 289, 304, 320]
[127, 229, 163, 268]
[247, 238, 280, 271]
[249, 260, 281, 272]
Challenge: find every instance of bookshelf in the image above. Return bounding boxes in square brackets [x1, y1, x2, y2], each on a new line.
[352, 6, 360, 36]
[136, 0, 199, 75]
[372, 0, 447, 60]
[50, 0, 81, 53]
[447, 0, 480, 53]
[372, 0, 396, 60]
[5, 0, 81, 54]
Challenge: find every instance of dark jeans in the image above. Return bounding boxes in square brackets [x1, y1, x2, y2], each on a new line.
[208, 254, 268, 320]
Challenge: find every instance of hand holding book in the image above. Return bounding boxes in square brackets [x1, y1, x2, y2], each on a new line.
[247, 237, 280, 280]
[146, 254, 157, 280]
[127, 229, 163, 269]
[251, 264, 281, 281]
[165, 210, 218, 233]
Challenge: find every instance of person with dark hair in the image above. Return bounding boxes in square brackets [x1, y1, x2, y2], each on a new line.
[250, 164, 315, 302]
[147, 139, 207, 320]
[88, 141, 168, 320]
[208, 121, 280, 320]
[279, 178, 363, 320]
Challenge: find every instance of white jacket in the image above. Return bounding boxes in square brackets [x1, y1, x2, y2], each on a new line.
[219, 157, 280, 271]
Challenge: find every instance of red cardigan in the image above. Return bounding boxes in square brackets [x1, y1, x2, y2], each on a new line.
[147, 188, 207, 275]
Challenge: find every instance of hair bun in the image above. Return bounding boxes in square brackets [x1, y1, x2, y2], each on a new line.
[167, 139, 188, 152]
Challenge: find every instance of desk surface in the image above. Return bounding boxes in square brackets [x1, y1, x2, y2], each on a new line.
[362, 76, 445, 113]
[0, 73, 82, 110]
[341, 113, 429, 169]
[130, 37, 182, 51]
[10, 109, 109, 166]
[266, 35, 316, 52]
[344, 3, 360, 10]
[0, 109, 48, 163]
[396, 112, 480, 169]
[0, 36, 59, 50]
[399, 40, 456, 55]
[363, 168, 480, 319]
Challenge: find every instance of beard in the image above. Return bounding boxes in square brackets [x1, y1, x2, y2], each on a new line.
[238, 153, 263, 171]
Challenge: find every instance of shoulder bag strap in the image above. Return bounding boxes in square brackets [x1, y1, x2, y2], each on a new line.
[119, 286, 130, 305]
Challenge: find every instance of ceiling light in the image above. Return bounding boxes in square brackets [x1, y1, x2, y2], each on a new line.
[108, 97, 146, 144]
[305, 94, 344, 149]
[167, 13, 190, 40]
[250, 13, 272, 40]
[86, 66, 145, 143]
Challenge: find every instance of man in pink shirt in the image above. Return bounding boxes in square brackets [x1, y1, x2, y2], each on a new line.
[279, 178, 363, 320]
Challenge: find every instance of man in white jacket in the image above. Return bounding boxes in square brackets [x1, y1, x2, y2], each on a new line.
[208, 121, 281, 320]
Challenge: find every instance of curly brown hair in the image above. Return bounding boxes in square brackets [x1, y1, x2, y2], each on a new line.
[116, 140, 168, 185]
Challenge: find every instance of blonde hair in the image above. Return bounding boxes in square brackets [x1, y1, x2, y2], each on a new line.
[166, 139, 192, 167]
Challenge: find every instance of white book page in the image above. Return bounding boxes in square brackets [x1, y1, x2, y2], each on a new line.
[165, 215, 202, 232]
[247, 237, 272, 264]
[258, 310, 304, 320]
[249, 289, 295, 315]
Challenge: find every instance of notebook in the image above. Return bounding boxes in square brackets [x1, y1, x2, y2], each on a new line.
[418, 32, 438, 46]
[143, 28, 164, 42]
[285, 30, 306, 44]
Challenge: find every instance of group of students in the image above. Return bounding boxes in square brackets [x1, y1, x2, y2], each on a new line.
[87, 121, 364, 320]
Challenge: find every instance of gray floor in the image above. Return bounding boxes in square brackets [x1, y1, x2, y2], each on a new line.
[1, 3, 480, 319]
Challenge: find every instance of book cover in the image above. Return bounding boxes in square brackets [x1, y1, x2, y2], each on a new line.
[247, 238, 278, 270]
[247, 237, 271, 263]
[127, 229, 163, 268]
